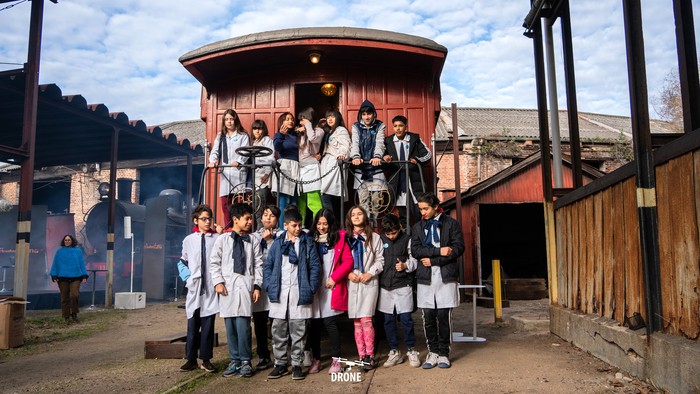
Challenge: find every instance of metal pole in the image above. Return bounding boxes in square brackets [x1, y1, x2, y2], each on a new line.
[213, 165, 219, 224]
[251, 158, 257, 232]
[672, 0, 700, 133]
[339, 160, 345, 218]
[560, 0, 583, 188]
[451, 103, 465, 285]
[186, 154, 193, 235]
[129, 233, 134, 293]
[531, 11, 558, 305]
[622, 0, 663, 335]
[404, 161, 410, 230]
[431, 135, 437, 195]
[543, 17, 564, 188]
[532, 18, 554, 203]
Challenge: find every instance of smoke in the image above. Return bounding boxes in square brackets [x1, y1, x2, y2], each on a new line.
[0, 199, 12, 213]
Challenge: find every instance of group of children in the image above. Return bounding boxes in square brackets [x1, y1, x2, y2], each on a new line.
[207, 100, 432, 229]
[184, 99, 457, 380]
[178, 190, 465, 381]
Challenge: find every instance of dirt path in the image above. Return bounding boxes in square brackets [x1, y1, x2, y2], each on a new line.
[1, 300, 655, 393]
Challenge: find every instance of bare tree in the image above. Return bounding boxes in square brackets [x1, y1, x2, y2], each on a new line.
[653, 68, 683, 131]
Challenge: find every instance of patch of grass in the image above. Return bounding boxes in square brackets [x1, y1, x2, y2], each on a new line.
[157, 359, 230, 394]
[0, 308, 126, 362]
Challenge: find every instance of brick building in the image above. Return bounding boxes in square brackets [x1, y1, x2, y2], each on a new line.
[433, 107, 676, 200]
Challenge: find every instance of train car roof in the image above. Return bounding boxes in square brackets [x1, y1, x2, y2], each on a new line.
[180, 27, 447, 63]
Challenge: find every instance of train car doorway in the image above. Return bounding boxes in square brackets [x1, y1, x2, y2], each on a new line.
[478, 203, 548, 296]
[294, 82, 342, 226]
[294, 82, 342, 122]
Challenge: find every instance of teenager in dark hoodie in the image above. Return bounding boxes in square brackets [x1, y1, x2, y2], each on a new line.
[350, 100, 386, 222]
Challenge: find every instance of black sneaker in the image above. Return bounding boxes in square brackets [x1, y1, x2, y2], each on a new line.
[362, 355, 376, 371]
[292, 366, 305, 380]
[267, 364, 289, 379]
[180, 359, 198, 372]
[200, 359, 216, 373]
[71, 313, 79, 322]
[256, 357, 271, 371]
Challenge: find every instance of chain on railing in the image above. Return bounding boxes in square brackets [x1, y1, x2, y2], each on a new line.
[276, 162, 339, 185]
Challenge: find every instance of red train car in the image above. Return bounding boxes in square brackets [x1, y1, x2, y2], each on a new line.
[180, 27, 447, 223]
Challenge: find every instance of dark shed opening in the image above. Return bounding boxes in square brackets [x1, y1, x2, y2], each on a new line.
[479, 202, 548, 283]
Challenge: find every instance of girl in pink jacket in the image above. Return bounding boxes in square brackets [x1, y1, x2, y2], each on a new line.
[308, 208, 354, 374]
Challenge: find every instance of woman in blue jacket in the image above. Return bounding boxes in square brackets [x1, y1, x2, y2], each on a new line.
[50, 234, 88, 323]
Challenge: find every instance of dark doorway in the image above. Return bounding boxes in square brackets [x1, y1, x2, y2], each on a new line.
[294, 82, 341, 124]
[478, 203, 547, 281]
[139, 165, 203, 207]
[33, 179, 70, 214]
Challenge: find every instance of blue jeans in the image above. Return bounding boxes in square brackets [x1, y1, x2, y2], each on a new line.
[384, 311, 416, 350]
[277, 193, 298, 229]
[225, 316, 252, 362]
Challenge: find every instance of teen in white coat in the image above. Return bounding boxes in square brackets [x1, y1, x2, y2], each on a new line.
[177, 204, 222, 373]
[210, 203, 263, 378]
[345, 205, 384, 370]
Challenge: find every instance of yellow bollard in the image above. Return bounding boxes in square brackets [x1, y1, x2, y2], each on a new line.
[492, 259, 503, 324]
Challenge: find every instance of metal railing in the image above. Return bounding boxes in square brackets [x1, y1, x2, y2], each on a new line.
[202, 150, 426, 232]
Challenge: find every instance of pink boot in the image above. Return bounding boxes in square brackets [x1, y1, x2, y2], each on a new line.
[329, 358, 343, 374]
[309, 359, 321, 374]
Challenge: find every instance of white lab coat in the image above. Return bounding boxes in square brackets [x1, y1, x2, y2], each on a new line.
[252, 136, 274, 189]
[320, 126, 351, 197]
[347, 232, 384, 319]
[210, 232, 263, 318]
[181, 231, 220, 320]
[209, 131, 249, 196]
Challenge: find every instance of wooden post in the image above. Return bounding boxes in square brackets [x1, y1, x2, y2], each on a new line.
[14, 0, 45, 300]
[105, 127, 119, 308]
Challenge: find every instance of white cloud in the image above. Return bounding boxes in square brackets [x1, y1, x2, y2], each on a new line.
[0, 0, 698, 125]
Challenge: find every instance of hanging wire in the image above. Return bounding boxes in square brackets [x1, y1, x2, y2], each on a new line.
[0, 0, 29, 12]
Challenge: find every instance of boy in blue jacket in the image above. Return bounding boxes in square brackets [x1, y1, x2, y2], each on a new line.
[263, 208, 321, 381]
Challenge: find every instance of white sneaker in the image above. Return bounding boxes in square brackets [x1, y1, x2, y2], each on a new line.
[422, 352, 439, 369]
[407, 350, 421, 368]
[437, 355, 451, 368]
[303, 350, 312, 367]
[383, 349, 404, 367]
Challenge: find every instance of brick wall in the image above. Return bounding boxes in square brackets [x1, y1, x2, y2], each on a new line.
[0, 182, 18, 204]
[436, 144, 512, 200]
[70, 168, 138, 245]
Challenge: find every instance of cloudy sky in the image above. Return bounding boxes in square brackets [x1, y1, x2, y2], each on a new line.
[0, 0, 697, 125]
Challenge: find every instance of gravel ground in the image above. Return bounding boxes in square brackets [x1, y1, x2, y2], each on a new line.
[0, 299, 657, 393]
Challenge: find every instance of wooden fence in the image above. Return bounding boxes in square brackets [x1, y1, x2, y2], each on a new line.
[554, 139, 700, 340]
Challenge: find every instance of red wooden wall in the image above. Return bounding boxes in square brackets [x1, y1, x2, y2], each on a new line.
[202, 65, 440, 224]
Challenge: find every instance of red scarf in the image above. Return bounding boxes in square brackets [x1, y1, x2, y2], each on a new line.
[192, 225, 217, 234]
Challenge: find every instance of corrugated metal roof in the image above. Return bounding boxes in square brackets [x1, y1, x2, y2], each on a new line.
[158, 119, 207, 148]
[441, 150, 604, 210]
[435, 107, 677, 142]
[0, 70, 203, 168]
